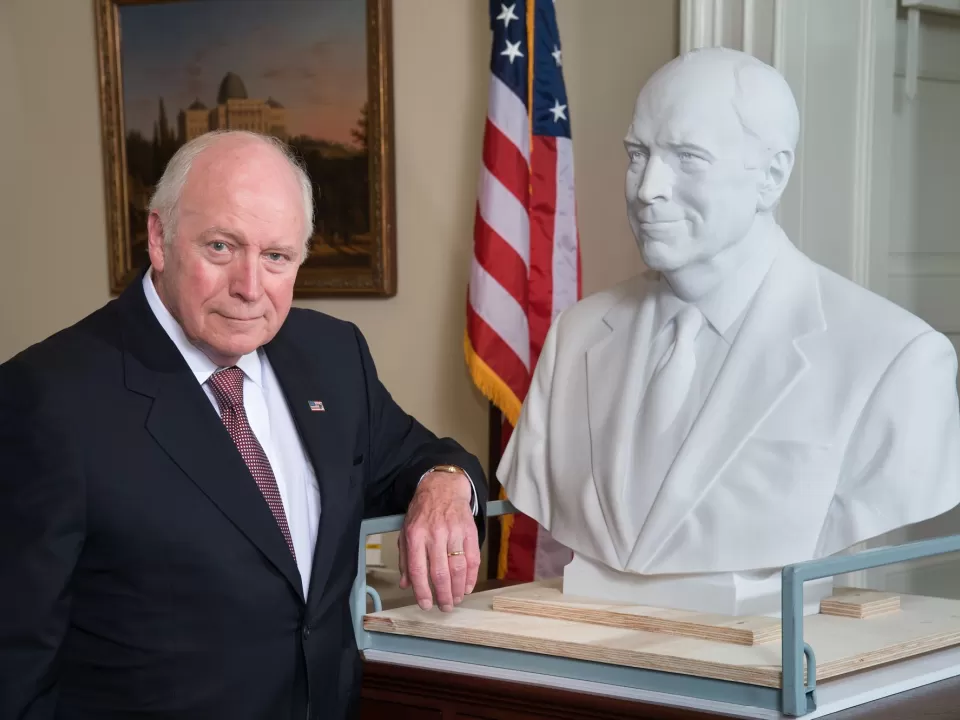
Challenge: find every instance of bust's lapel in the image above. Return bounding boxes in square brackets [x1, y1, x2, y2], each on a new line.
[628, 240, 827, 571]
[585, 276, 660, 567]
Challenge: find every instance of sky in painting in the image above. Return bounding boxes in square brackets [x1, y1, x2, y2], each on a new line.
[120, 0, 367, 146]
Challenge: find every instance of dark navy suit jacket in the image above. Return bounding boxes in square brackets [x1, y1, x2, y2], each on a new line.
[0, 275, 486, 719]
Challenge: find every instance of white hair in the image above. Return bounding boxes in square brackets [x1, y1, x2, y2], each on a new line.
[148, 130, 315, 263]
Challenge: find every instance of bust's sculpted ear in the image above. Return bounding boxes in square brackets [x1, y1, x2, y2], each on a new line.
[757, 149, 794, 213]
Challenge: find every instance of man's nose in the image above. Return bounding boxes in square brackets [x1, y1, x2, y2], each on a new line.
[637, 155, 673, 205]
[231, 255, 263, 301]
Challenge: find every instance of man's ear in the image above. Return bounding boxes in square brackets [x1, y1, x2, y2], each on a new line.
[757, 149, 794, 213]
[147, 211, 167, 273]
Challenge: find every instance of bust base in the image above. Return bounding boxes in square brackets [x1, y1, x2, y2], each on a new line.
[563, 554, 833, 617]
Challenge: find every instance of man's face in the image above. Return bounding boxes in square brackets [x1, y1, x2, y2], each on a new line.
[147, 140, 304, 366]
[624, 80, 762, 272]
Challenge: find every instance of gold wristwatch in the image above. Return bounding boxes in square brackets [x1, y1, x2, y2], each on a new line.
[428, 464, 464, 475]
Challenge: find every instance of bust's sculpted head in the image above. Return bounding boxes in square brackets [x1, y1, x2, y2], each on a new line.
[624, 47, 800, 272]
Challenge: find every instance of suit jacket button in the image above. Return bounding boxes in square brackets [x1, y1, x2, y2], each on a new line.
[302, 624, 310, 640]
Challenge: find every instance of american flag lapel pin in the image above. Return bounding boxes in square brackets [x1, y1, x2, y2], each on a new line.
[308, 400, 325, 412]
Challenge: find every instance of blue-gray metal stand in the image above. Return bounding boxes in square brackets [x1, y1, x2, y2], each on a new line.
[353, 500, 960, 717]
[350, 500, 525, 650]
[780, 533, 960, 715]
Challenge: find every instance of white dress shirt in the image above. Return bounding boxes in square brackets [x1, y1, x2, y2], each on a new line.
[143, 272, 320, 594]
[628, 243, 778, 532]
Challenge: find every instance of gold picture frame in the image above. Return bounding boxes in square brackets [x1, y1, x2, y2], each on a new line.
[94, 0, 396, 297]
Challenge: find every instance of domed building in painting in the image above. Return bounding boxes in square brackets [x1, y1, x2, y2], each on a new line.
[217, 71, 248, 104]
[178, 71, 288, 143]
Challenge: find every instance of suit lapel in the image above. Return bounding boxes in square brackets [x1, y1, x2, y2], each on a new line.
[118, 279, 304, 601]
[263, 327, 350, 608]
[585, 275, 660, 567]
[628, 240, 827, 571]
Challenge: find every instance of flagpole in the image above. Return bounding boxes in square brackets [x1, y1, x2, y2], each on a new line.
[486, 402, 504, 580]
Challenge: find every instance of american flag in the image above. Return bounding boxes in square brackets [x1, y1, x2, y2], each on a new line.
[464, 0, 580, 581]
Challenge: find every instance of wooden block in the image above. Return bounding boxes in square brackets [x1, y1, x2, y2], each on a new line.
[364, 580, 960, 689]
[820, 588, 901, 619]
[490, 583, 781, 646]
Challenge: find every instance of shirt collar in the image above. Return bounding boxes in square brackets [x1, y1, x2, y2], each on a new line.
[142, 270, 263, 388]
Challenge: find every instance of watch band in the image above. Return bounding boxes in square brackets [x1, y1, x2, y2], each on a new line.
[427, 464, 463, 475]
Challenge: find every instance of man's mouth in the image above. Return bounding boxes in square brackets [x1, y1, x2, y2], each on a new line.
[638, 219, 684, 229]
[637, 216, 684, 225]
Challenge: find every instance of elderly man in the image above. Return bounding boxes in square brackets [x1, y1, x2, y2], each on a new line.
[0, 131, 486, 719]
[498, 47, 960, 615]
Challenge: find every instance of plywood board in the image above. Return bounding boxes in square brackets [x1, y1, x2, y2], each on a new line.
[490, 584, 781, 646]
[820, 588, 901, 619]
[364, 579, 960, 688]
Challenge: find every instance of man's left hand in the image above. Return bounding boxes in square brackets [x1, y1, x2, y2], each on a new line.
[399, 471, 480, 612]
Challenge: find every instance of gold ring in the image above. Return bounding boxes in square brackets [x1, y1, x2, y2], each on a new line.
[447, 550, 465, 557]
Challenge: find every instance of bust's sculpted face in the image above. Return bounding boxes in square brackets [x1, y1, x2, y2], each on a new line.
[624, 49, 798, 273]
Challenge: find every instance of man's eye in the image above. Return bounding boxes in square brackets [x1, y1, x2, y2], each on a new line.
[211, 242, 228, 252]
[267, 253, 285, 262]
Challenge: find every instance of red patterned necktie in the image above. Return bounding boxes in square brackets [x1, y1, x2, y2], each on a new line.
[208, 366, 296, 560]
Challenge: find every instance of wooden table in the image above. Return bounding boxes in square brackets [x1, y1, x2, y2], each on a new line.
[359, 575, 960, 719]
[359, 660, 960, 719]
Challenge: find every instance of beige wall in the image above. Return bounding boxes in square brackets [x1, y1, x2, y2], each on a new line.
[0, 0, 111, 358]
[556, 0, 678, 296]
[0, 0, 677, 568]
[0, 2, 24, 315]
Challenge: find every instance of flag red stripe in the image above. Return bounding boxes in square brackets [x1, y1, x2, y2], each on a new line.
[466, 304, 530, 402]
[482, 119, 529, 207]
[473, 207, 528, 312]
[528, 135, 558, 362]
[505, 512, 539, 582]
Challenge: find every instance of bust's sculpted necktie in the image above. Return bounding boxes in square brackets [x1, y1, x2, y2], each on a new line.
[627, 304, 704, 534]
[643, 305, 704, 434]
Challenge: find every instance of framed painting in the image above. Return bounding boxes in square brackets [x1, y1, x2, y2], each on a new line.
[94, 0, 396, 297]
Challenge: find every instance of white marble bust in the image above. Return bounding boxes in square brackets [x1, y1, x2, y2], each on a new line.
[496, 47, 960, 616]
